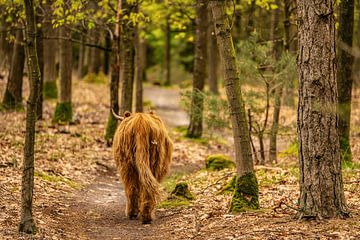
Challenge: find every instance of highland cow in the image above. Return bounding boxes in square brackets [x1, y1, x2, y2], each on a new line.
[112, 111, 173, 224]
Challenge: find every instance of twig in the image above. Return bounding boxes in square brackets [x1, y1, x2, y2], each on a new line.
[199, 172, 234, 195]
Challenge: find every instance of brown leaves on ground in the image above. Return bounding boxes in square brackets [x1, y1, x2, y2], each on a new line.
[0, 80, 360, 239]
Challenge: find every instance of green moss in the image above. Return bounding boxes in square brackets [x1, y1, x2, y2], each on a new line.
[162, 173, 185, 193]
[83, 72, 107, 84]
[171, 182, 194, 200]
[43, 81, 58, 99]
[158, 181, 194, 209]
[1, 89, 23, 110]
[53, 102, 72, 123]
[219, 175, 237, 194]
[35, 171, 82, 189]
[340, 137, 352, 162]
[205, 154, 235, 171]
[230, 172, 259, 212]
[157, 197, 190, 208]
[105, 113, 118, 143]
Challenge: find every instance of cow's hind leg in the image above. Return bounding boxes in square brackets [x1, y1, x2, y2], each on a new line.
[139, 185, 156, 224]
[123, 165, 140, 219]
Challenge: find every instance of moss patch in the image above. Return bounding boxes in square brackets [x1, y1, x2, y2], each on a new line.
[171, 182, 194, 200]
[104, 113, 118, 144]
[1, 89, 23, 110]
[158, 181, 194, 209]
[53, 102, 72, 123]
[43, 81, 58, 99]
[35, 171, 82, 189]
[219, 175, 236, 194]
[83, 72, 107, 84]
[340, 137, 352, 162]
[230, 172, 259, 212]
[205, 154, 235, 171]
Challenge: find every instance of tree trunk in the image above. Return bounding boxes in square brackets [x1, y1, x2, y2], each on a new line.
[135, 26, 143, 113]
[207, 7, 219, 95]
[36, 9, 44, 120]
[186, 0, 208, 139]
[2, 29, 25, 109]
[53, 24, 72, 122]
[297, 0, 349, 219]
[354, 0, 360, 86]
[210, 0, 259, 212]
[105, 0, 121, 144]
[337, 0, 355, 162]
[0, 13, 13, 71]
[163, 16, 171, 86]
[119, 0, 135, 114]
[43, 0, 58, 99]
[88, 30, 102, 74]
[19, 0, 41, 234]
[246, 0, 256, 37]
[104, 32, 111, 75]
[77, 32, 86, 79]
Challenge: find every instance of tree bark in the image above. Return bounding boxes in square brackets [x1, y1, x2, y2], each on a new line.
[88, 29, 102, 74]
[337, 0, 355, 162]
[135, 26, 144, 113]
[246, 0, 256, 37]
[77, 32, 86, 79]
[53, 24, 72, 122]
[0, 13, 13, 71]
[119, 0, 135, 114]
[2, 29, 25, 109]
[19, 0, 41, 234]
[207, 7, 219, 95]
[210, 0, 259, 212]
[105, 0, 121, 144]
[297, 0, 349, 219]
[163, 16, 171, 86]
[43, 0, 58, 99]
[36, 8, 44, 120]
[187, 0, 208, 138]
[354, 0, 360, 86]
[104, 32, 111, 75]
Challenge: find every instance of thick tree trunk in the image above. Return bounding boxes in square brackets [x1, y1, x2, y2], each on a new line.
[337, 0, 355, 162]
[210, 1, 259, 212]
[135, 26, 143, 113]
[297, 0, 349, 219]
[119, 0, 135, 114]
[163, 17, 171, 86]
[77, 32, 86, 79]
[207, 7, 219, 95]
[187, 0, 208, 138]
[53, 24, 72, 122]
[19, 0, 41, 234]
[105, 0, 121, 144]
[36, 9, 44, 120]
[2, 29, 25, 109]
[43, 0, 58, 99]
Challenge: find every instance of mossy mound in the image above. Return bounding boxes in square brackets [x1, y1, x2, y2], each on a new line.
[205, 154, 235, 171]
[171, 182, 194, 200]
[53, 102, 72, 123]
[230, 172, 259, 212]
[43, 81, 58, 99]
[158, 182, 194, 209]
[104, 113, 118, 144]
[83, 72, 107, 84]
[340, 137, 352, 162]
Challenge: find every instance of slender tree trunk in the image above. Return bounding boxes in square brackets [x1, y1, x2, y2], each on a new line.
[43, 0, 58, 99]
[163, 16, 171, 86]
[89, 30, 102, 74]
[105, 0, 122, 144]
[246, 0, 256, 37]
[297, 0, 349, 219]
[232, 0, 242, 46]
[269, 0, 284, 163]
[119, 0, 135, 114]
[36, 9, 44, 120]
[207, 7, 219, 95]
[354, 0, 360, 86]
[0, 13, 13, 71]
[135, 26, 144, 113]
[77, 32, 86, 79]
[104, 32, 111, 75]
[337, 0, 355, 162]
[210, 0, 259, 212]
[187, 0, 208, 138]
[53, 24, 72, 122]
[2, 29, 25, 109]
[19, 0, 41, 234]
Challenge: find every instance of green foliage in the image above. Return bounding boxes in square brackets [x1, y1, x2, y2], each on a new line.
[230, 172, 259, 212]
[53, 102, 72, 123]
[205, 154, 235, 171]
[43, 81, 58, 99]
[278, 139, 298, 158]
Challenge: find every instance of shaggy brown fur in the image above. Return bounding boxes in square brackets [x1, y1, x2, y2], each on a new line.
[112, 111, 173, 224]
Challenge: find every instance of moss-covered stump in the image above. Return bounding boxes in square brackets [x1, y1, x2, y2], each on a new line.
[340, 137, 352, 162]
[158, 182, 194, 209]
[230, 172, 259, 212]
[105, 113, 118, 145]
[53, 102, 72, 123]
[171, 182, 195, 200]
[205, 154, 235, 171]
[43, 81, 58, 99]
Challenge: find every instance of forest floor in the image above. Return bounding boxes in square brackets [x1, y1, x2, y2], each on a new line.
[0, 79, 360, 240]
